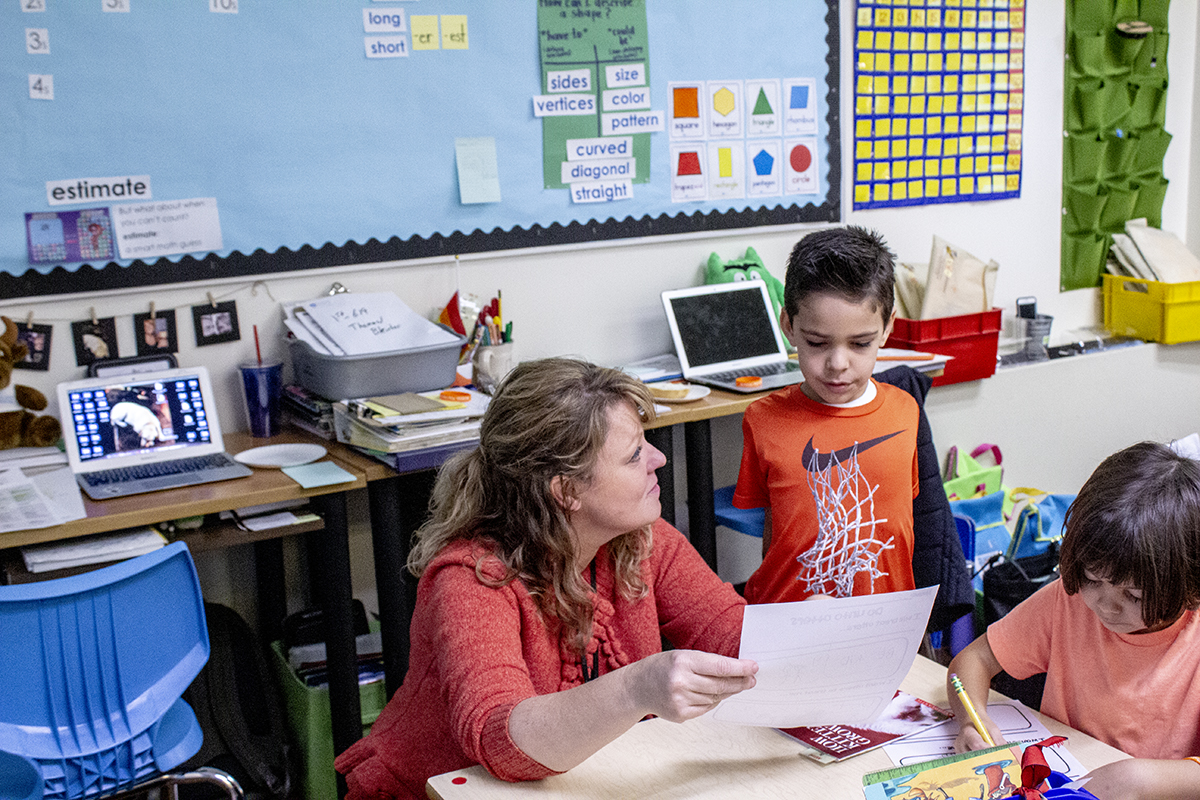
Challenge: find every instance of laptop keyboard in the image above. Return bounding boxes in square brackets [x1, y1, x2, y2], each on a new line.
[82, 453, 237, 486]
[708, 361, 802, 382]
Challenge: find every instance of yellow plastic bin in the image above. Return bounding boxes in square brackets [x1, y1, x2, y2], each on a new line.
[269, 641, 387, 800]
[1102, 274, 1200, 344]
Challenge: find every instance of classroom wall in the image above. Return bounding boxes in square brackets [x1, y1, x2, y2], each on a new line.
[1189, 7, 1200, 253]
[5, 2, 1200, 611]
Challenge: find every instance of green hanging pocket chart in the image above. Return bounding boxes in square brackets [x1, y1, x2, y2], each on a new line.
[1061, 0, 1171, 291]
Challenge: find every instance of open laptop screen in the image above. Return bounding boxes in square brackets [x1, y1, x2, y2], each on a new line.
[64, 373, 214, 464]
[666, 283, 783, 368]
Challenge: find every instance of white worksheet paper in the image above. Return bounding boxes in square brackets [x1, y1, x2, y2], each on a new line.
[302, 292, 459, 355]
[882, 700, 1089, 779]
[0, 466, 86, 533]
[712, 586, 937, 728]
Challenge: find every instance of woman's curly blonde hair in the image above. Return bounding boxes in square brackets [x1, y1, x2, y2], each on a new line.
[408, 357, 659, 654]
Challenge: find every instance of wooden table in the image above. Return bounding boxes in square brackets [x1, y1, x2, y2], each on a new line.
[426, 655, 1128, 799]
[0, 430, 370, 788]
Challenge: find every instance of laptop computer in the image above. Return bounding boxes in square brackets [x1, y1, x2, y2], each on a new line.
[58, 366, 253, 499]
[661, 280, 804, 394]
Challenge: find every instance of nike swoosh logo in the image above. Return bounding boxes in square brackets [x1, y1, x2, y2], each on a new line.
[802, 431, 903, 472]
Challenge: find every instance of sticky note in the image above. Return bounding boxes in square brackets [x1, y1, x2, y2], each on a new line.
[282, 461, 356, 488]
[454, 137, 501, 204]
[441, 15, 467, 49]
[411, 15, 439, 50]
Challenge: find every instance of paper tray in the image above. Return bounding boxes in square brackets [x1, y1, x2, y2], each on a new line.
[288, 328, 466, 400]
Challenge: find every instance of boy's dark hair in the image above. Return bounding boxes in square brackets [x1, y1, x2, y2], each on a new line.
[782, 225, 896, 321]
[1059, 441, 1200, 628]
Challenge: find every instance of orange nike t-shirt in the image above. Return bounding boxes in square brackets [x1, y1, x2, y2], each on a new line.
[735, 381, 919, 604]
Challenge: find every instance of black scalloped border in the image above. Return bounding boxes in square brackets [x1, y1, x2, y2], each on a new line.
[4, 2, 841, 301]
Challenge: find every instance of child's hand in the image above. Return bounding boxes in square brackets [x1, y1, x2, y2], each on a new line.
[952, 722, 1004, 753]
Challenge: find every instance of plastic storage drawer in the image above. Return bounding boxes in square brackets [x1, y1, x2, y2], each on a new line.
[885, 308, 1002, 386]
[287, 326, 466, 400]
[270, 641, 387, 800]
[1102, 274, 1200, 344]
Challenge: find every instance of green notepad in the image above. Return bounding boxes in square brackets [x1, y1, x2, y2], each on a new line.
[282, 462, 356, 488]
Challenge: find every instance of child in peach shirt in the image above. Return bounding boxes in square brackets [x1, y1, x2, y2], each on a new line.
[948, 442, 1200, 799]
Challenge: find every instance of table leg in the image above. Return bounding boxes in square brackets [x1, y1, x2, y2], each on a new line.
[368, 475, 411, 698]
[646, 427, 674, 525]
[307, 491, 363, 791]
[684, 419, 717, 571]
[253, 538, 286, 645]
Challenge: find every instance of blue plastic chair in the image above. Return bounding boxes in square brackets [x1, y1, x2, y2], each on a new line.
[713, 485, 765, 538]
[945, 514, 978, 656]
[0, 541, 243, 800]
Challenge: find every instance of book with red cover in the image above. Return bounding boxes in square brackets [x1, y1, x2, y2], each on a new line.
[777, 690, 953, 764]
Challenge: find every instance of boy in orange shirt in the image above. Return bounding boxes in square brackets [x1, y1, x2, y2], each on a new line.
[734, 226, 920, 603]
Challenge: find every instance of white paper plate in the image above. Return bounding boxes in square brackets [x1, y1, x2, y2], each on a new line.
[655, 385, 711, 404]
[234, 443, 327, 469]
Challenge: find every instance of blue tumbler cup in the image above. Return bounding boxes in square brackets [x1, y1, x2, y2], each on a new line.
[240, 362, 283, 437]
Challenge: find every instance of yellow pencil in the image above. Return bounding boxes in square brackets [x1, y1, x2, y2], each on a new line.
[950, 673, 995, 746]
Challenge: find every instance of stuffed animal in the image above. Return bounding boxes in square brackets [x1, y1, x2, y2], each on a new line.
[0, 317, 62, 449]
[705, 247, 786, 320]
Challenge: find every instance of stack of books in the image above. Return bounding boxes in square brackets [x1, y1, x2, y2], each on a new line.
[287, 631, 385, 688]
[333, 388, 489, 470]
[5, 528, 167, 583]
[0, 445, 69, 476]
[282, 384, 335, 439]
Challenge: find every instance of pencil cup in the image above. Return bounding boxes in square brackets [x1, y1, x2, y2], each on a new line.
[472, 342, 517, 395]
[1024, 314, 1053, 361]
[240, 362, 283, 437]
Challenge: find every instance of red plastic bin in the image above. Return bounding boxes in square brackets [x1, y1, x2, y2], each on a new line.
[885, 308, 1002, 386]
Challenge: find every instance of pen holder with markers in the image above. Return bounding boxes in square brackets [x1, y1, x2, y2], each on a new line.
[465, 291, 513, 393]
[472, 342, 516, 395]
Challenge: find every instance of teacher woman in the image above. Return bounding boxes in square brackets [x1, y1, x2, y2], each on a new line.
[336, 357, 758, 799]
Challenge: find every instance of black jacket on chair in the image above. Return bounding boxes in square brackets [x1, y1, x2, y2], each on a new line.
[875, 365, 975, 632]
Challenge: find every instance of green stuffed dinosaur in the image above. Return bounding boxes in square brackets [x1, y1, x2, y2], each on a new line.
[704, 247, 785, 320]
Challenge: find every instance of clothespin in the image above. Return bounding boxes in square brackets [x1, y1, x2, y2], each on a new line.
[328, 282, 349, 295]
[348, 399, 374, 419]
[149, 301, 156, 319]
[207, 291, 217, 308]
[25, 311, 34, 329]
[90, 307, 98, 325]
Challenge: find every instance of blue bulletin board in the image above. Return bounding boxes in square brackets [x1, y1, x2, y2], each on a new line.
[2, 1, 839, 299]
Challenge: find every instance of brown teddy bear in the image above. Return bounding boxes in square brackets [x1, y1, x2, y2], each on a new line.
[0, 316, 62, 449]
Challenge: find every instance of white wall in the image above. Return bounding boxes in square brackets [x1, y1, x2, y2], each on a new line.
[1190, 7, 1200, 254]
[5, 1, 1199, 605]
